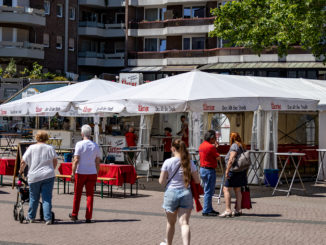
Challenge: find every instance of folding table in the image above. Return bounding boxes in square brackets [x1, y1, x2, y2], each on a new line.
[0, 133, 20, 156]
[247, 150, 273, 185]
[99, 144, 112, 163]
[121, 148, 145, 171]
[316, 149, 326, 184]
[273, 152, 306, 197]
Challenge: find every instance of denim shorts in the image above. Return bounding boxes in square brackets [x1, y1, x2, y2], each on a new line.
[162, 188, 193, 213]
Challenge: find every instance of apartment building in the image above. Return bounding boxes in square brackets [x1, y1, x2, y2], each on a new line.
[125, 0, 326, 81]
[0, 0, 324, 81]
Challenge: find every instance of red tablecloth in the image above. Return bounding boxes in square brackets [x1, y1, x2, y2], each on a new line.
[58, 163, 137, 186]
[0, 158, 15, 175]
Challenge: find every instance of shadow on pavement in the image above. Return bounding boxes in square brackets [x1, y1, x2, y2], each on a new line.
[242, 213, 282, 218]
[0, 190, 10, 194]
[54, 218, 141, 225]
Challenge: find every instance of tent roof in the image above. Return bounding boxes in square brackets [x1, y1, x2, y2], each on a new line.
[0, 78, 129, 116]
[80, 70, 319, 114]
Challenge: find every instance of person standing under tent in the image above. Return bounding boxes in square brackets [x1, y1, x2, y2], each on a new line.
[159, 139, 200, 245]
[163, 127, 172, 161]
[219, 132, 247, 218]
[177, 115, 189, 147]
[69, 124, 101, 223]
[125, 126, 137, 148]
[198, 130, 221, 216]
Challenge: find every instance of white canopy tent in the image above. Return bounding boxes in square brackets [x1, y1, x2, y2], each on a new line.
[79, 70, 320, 175]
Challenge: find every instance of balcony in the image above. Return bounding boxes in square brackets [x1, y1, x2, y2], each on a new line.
[0, 6, 45, 26]
[129, 0, 211, 6]
[128, 47, 313, 66]
[79, 22, 125, 38]
[79, 0, 125, 8]
[0, 41, 44, 59]
[78, 52, 124, 67]
[128, 17, 214, 37]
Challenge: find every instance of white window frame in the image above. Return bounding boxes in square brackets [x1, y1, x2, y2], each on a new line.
[43, 33, 49, 48]
[68, 38, 74, 51]
[182, 35, 205, 50]
[56, 35, 62, 50]
[57, 4, 63, 18]
[44, 1, 50, 15]
[69, 7, 75, 20]
[183, 5, 205, 18]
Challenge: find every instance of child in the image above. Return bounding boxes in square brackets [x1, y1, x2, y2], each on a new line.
[163, 127, 172, 161]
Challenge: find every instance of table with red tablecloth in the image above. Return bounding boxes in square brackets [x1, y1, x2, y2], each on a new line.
[0, 158, 16, 185]
[58, 163, 137, 186]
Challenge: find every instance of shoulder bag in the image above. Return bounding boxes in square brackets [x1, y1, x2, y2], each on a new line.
[165, 164, 181, 188]
[231, 146, 251, 172]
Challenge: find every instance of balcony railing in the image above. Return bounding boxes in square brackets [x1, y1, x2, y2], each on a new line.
[79, 51, 124, 59]
[0, 5, 45, 16]
[129, 17, 215, 29]
[79, 21, 125, 29]
[0, 41, 44, 50]
[128, 47, 309, 59]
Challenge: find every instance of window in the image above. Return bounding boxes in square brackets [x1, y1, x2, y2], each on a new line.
[184, 6, 205, 18]
[159, 39, 166, 51]
[69, 7, 75, 20]
[183, 37, 205, 50]
[115, 41, 125, 53]
[57, 4, 63, 18]
[116, 13, 125, 23]
[4, 88, 18, 99]
[145, 8, 158, 21]
[145, 38, 158, 51]
[2, 27, 13, 41]
[69, 38, 74, 51]
[192, 37, 205, 49]
[44, 1, 50, 15]
[43, 33, 49, 47]
[183, 38, 190, 50]
[159, 8, 167, 21]
[56, 36, 62, 49]
[3, 0, 12, 7]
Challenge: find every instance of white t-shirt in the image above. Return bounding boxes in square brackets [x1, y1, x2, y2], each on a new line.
[74, 139, 101, 174]
[161, 157, 197, 189]
[23, 144, 57, 184]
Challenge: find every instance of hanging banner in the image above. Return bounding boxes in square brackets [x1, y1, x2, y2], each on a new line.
[106, 136, 126, 162]
[119, 73, 143, 86]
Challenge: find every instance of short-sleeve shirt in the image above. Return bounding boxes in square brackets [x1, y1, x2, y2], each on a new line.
[125, 132, 137, 147]
[23, 144, 57, 184]
[161, 157, 197, 189]
[74, 139, 101, 174]
[163, 132, 172, 153]
[225, 143, 244, 167]
[198, 141, 220, 168]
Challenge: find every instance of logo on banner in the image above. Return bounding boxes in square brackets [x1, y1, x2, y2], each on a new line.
[36, 107, 43, 113]
[83, 106, 92, 113]
[271, 102, 281, 110]
[203, 103, 215, 111]
[1, 110, 7, 115]
[138, 105, 149, 112]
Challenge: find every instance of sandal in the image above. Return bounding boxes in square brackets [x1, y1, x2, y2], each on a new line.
[219, 211, 232, 218]
[232, 210, 242, 217]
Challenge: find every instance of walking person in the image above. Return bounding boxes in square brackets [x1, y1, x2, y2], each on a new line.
[19, 130, 58, 225]
[219, 132, 247, 217]
[198, 130, 221, 216]
[69, 124, 101, 223]
[159, 139, 200, 245]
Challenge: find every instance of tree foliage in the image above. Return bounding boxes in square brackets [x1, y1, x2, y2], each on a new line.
[3, 58, 17, 78]
[210, 0, 326, 62]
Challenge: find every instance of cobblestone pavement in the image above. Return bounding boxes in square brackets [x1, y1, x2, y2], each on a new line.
[1, 176, 326, 245]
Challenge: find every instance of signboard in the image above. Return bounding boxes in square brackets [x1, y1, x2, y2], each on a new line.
[22, 88, 40, 98]
[106, 136, 126, 162]
[119, 73, 143, 86]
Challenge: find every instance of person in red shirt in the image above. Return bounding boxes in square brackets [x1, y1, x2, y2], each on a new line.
[163, 127, 172, 161]
[125, 127, 137, 148]
[198, 130, 220, 216]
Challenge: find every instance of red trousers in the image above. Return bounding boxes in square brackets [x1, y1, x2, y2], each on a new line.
[72, 173, 97, 220]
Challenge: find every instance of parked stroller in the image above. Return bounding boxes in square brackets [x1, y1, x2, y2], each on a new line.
[13, 175, 55, 224]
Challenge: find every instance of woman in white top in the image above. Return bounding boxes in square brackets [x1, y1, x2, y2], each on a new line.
[19, 130, 58, 225]
[159, 139, 200, 245]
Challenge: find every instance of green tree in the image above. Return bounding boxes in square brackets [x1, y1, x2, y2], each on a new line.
[3, 58, 17, 78]
[210, 0, 326, 62]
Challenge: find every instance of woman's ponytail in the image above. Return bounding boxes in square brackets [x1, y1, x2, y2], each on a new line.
[172, 139, 191, 187]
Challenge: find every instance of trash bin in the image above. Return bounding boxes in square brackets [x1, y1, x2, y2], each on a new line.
[64, 153, 73, 162]
[264, 169, 279, 187]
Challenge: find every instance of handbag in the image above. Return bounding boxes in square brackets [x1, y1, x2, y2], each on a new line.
[241, 186, 252, 209]
[190, 178, 204, 212]
[231, 146, 251, 172]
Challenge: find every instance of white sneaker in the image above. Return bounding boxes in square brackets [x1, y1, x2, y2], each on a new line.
[159, 242, 166, 245]
[45, 220, 51, 225]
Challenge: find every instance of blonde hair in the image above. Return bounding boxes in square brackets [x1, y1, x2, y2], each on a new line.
[35, 130, 49, 143]
[172, 139, 191, 188]
[229, 132, 245, 148]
